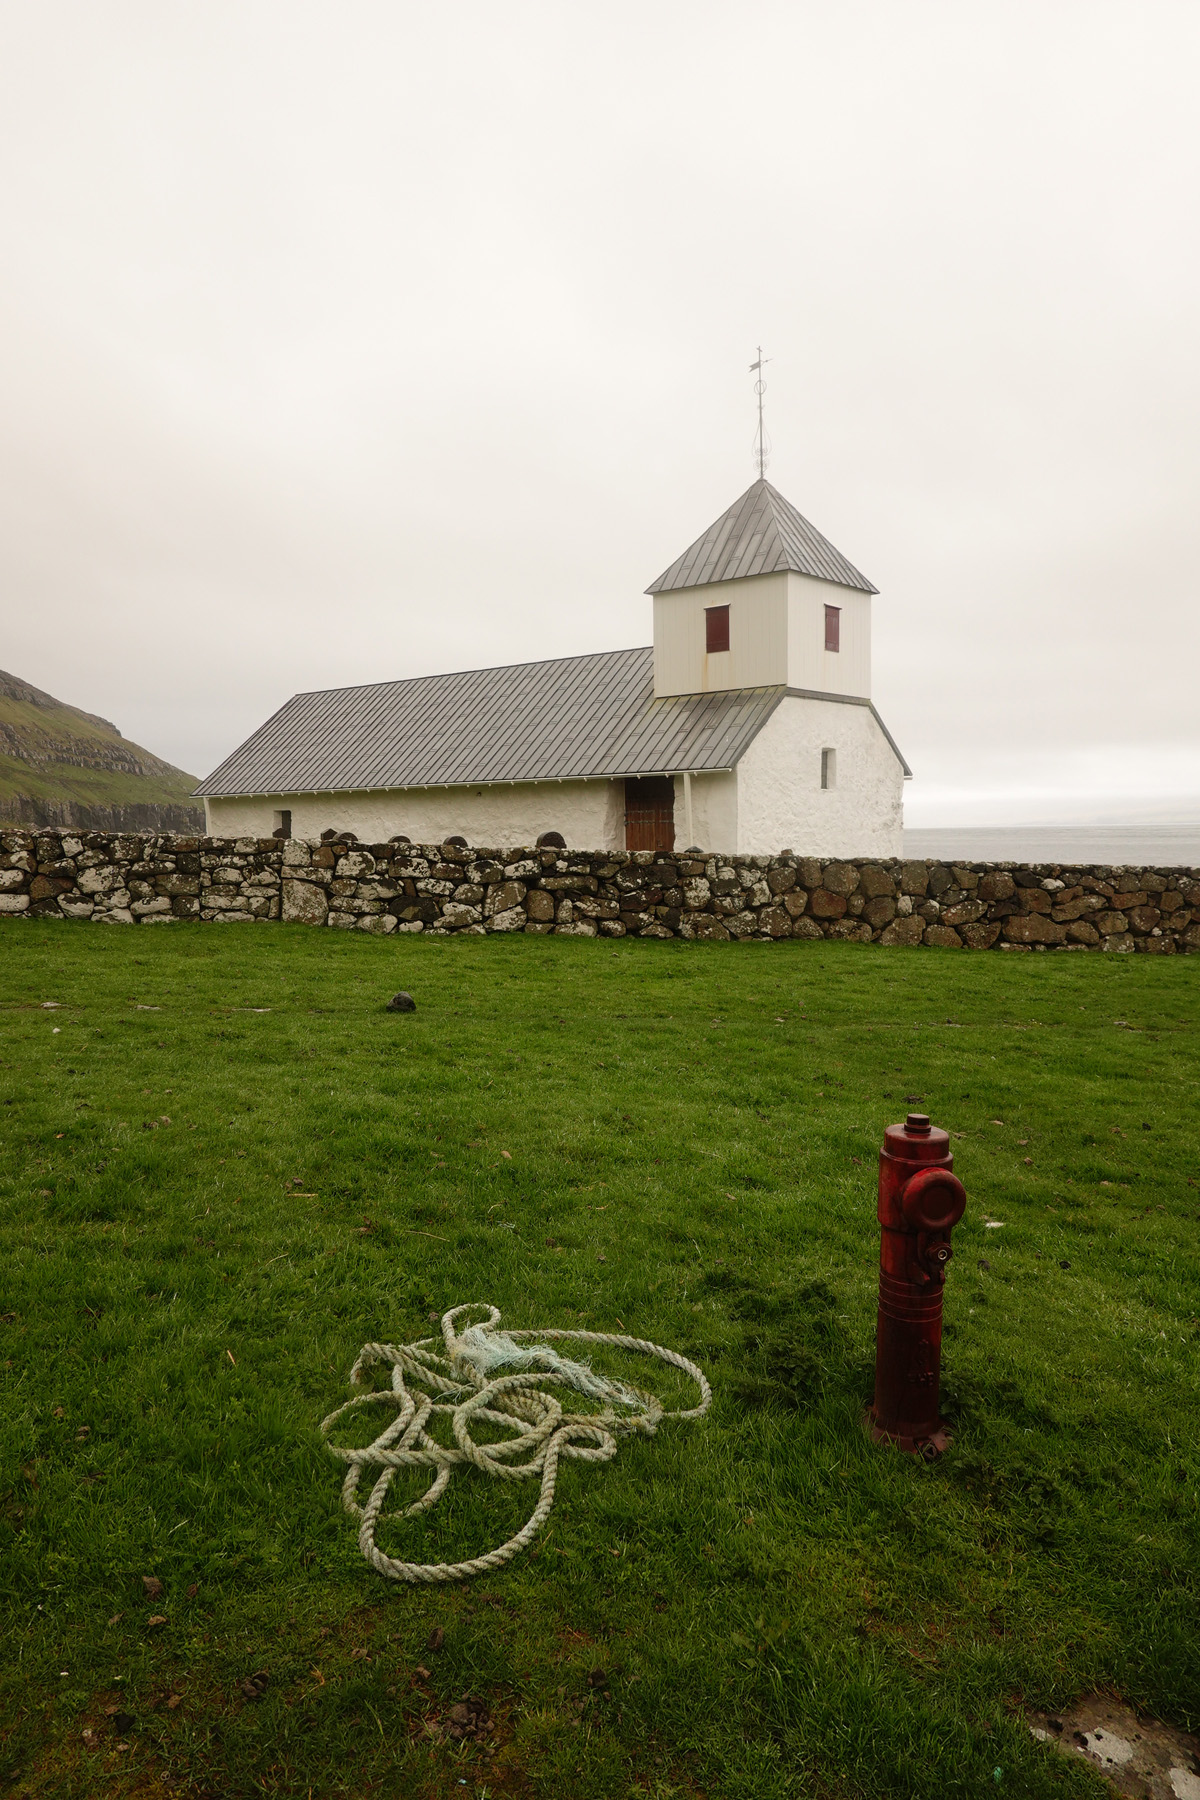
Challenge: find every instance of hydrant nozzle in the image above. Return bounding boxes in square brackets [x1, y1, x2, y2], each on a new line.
[869, 1112, 966, 1459]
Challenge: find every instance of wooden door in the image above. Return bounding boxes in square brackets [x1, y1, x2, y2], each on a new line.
[624, 776, 675, 853]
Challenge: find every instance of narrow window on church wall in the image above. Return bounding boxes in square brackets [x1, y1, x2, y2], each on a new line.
[824, 605, 841, 653]
[705, 604, 730, 654]
[821, 749, 837, 790]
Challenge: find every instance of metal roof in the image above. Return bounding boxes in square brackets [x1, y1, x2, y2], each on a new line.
[647, 478, 877, 595]
[194, 648, 787, 798]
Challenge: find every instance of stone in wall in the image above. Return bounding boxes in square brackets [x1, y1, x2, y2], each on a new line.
[282, 878, 328, 926]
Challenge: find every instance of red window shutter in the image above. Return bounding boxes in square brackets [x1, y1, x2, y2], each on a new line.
[705, 604, 730, 654]
[824, 605, 841, 652]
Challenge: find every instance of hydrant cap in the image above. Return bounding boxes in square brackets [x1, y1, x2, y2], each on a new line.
[883, 1118, 952, 1165]
[900, 1166, 967, 1234]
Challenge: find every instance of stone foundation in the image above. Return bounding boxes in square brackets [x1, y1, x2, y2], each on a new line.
[1, 831, 1197, 952]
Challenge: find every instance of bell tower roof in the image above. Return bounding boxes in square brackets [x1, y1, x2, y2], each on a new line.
[646, 477, 877, 596]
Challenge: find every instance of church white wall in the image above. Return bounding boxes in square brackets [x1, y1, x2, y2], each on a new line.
[653, 572, 787, 697]
[733, 694, 903, 856]
[675, 769, 738, 853]
[204, 779, 627, 849]
[785, 573, 872, 698]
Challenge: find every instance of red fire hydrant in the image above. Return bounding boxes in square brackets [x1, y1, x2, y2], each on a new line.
[869, 1112, 966, 1459]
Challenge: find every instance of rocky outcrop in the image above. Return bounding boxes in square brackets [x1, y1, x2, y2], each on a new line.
[0, 793, 205, 834]
[0, 669, 203, 833]
[2, 830, 1197, 952]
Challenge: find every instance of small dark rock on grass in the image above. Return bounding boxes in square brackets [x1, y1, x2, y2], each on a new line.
[443, 1697, 490, 1742]
[387, 992, 416, 1013]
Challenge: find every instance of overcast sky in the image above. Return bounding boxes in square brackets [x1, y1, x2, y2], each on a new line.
[2, 2, 1198, 824]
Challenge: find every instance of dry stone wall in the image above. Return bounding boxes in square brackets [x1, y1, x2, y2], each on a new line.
[2, 830, 1198, 953]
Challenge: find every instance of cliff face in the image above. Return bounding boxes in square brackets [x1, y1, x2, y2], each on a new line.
[0, 670, 204, 833]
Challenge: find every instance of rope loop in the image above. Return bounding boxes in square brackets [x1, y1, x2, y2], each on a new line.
[320, 1302, 711, 1583]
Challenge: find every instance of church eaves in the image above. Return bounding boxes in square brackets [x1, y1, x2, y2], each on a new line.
[646, 478, 878, 596]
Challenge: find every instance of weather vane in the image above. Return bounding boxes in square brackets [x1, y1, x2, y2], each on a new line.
[749, 346, 771, 478]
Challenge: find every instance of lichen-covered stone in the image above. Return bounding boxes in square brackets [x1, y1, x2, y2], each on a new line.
[282, 880, 328, 926]
[821, 862, 860, 896]
[441, 903, 481, 929]
[1003, 914, 1067, 945]
[939, 899, 985, 927]
[862, 895, 897, 928]
[880, 916, 925, 946]
[827, 920, 872, 942]
[791, 916, 823, 940]
[857, 865, 896, 899]
[681, 914, 729, 941]
[961, 922, 1003, 949]
[485, 881, 526, 916]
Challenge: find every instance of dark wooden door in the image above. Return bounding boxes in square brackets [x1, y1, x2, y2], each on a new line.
[624, 776, 675, 853]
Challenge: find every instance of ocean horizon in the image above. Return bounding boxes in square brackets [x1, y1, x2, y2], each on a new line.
[902, 824, 1200, 869]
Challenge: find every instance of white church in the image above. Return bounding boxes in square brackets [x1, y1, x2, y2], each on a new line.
[196, 478, 909, 855]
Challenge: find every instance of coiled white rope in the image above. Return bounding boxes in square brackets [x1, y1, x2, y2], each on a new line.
[320, 1302, 712, 1584]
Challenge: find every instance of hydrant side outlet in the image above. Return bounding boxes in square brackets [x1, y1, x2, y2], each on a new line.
[869, 1112, 966, 1458]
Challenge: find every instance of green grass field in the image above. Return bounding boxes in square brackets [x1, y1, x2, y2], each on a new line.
[1, 922, 1197, 1799]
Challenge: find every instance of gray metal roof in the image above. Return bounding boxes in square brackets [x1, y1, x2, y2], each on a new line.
[194, 648, 787, 797]
[647, 478, 877, 595]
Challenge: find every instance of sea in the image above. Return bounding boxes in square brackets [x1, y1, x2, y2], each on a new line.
[902, 824, 1200, 871]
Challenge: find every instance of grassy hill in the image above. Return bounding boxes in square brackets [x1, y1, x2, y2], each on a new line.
[0, 669, 203, 834]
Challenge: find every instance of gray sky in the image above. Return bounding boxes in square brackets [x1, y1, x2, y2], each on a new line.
[3, 1, 1198, 824]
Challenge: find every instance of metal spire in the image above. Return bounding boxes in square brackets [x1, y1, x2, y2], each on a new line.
[749, 347, 771, 478]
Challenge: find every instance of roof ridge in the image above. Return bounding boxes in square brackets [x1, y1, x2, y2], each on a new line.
[286, 644, 654, 704]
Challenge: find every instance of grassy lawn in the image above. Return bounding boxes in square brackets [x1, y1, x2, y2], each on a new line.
[1, 922, 1197, 1799]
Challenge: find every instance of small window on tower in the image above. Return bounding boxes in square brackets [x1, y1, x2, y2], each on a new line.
[824, 605, 841, 653]
[821, 749, 837, 791]
[272, 809, 292, 838]
[705, 604, 730, 654]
